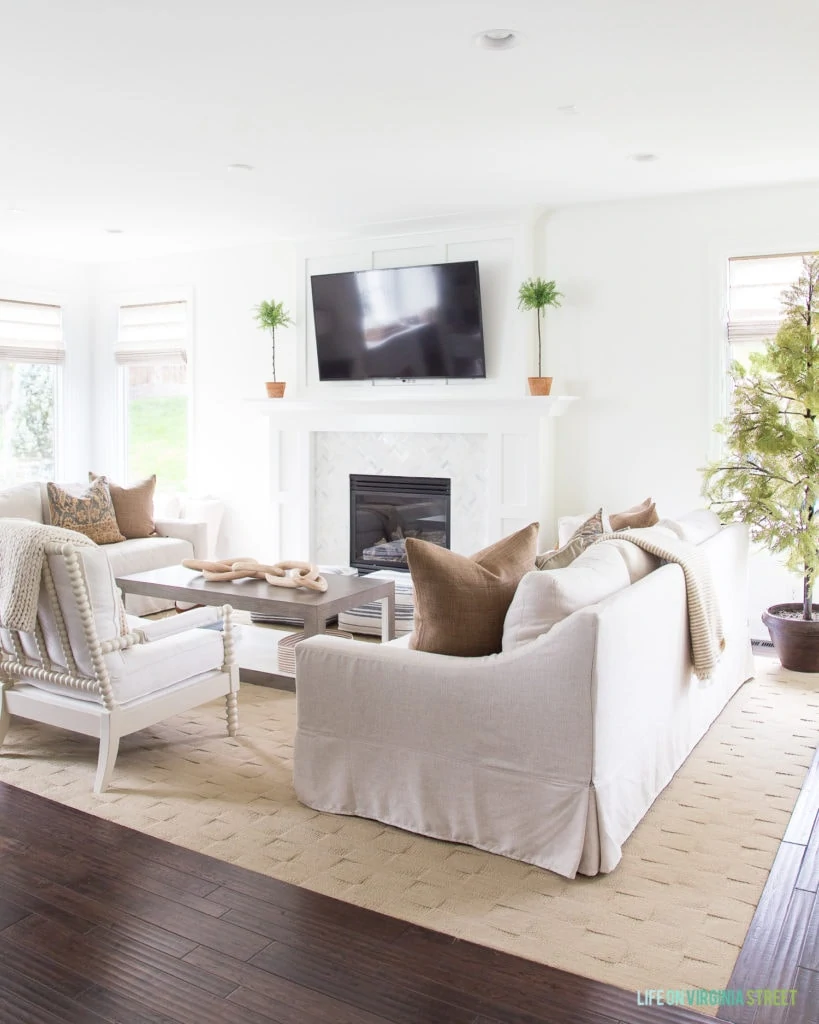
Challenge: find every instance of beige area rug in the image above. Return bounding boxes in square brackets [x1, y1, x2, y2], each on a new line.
[1, 657, 817, 1008]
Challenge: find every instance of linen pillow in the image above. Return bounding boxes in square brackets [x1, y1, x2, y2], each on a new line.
[503, 541, 631, 652]
[609, 497, 659, 532]
[89, 472, 156, 539]
[47, 477, 125, 545]
[535, 533, 589, 570]
[407, 523, 538, 657]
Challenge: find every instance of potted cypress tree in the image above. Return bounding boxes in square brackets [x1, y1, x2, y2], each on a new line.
[703, 254, 819, 671]
[517, 277, 563, 395]
[253, 299, 294, 397]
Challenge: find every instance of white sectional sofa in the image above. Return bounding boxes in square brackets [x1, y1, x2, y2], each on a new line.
[294, 512, 754, 879]
[0, 481, 207, 616]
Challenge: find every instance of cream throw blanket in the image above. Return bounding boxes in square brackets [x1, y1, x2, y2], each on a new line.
[0, 518, 96, 633]
[594, 527, 725, 681]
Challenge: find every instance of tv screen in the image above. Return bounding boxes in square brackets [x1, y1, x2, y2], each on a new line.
[310, 260, 485, 381]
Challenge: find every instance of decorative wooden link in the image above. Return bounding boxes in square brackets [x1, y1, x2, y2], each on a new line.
[182, 557, 328, 593]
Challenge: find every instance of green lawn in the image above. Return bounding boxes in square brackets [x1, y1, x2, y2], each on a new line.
[128, 396, 188, 490]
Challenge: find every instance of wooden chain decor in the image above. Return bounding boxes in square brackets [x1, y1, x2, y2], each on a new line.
[182, 557, 329, 593]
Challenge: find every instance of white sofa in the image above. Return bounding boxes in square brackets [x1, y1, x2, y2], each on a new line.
[0, 481, 207, 616]
[294, 513, 754, 879]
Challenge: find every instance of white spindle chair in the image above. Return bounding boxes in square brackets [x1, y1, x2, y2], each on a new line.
[0, 538, 238, 792]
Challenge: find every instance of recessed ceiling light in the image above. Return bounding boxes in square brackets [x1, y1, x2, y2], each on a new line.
[557, 104, 578, 115]
[631, 153, 658, 163]
[7, 207, 24, 215]
[105, 228, 124, 234]
[227, 163, 254, 172]
[474, 29, 521, 51]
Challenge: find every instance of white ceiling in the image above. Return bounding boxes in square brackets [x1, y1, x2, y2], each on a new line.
[2, 0, 819, 262]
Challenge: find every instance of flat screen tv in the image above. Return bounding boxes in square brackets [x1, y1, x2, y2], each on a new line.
[310, 260, 485, 381]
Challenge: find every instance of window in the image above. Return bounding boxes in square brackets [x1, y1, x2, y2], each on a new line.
[727, 252, 810, 369]
[0, 298, 62, 484]
[115, 300, 189, 491]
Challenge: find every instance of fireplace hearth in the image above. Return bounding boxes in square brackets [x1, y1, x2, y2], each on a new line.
[350, 474, 451, 573]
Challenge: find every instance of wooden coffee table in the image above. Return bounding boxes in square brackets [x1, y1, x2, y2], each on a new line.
[115, 566, 396, 690]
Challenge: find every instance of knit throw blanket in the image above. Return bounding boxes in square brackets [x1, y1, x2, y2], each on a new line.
[0, 518, 96, 633]
[594, 526, 726, 681]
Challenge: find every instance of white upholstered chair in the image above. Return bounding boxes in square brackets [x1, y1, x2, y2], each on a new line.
[0, 535, 238, 793]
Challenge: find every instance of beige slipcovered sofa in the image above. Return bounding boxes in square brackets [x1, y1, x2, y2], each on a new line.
[294, 511, 754, 879]
[0, 481, 207, 615]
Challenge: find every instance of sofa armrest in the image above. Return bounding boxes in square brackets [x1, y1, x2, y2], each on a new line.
[154, 518, 208, 560]
[129, 605, 223, 642]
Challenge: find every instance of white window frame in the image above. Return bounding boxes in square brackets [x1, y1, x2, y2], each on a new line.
[0, 290, 65, 484]
[112, 288, 194, 488]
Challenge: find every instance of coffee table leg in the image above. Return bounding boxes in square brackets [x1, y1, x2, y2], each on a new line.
[381, 592, 396, 642]
[302, 608, 323, 639]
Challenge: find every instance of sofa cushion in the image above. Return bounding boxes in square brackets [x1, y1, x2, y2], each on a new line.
[0, 482, 44, 522]
[89, 472, 156, 539]
[104, 535, 194, 581]
[602, 537, 662, 584]
[658, 510, 722, 545]
[407, 523, 538, 657]
[47, 478, 125, 544]
[503, 541, 630, 651]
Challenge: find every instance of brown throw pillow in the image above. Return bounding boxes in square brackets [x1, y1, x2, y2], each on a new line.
[89, 472, 156, 539]
[47, 478, 125, 545]
[610, 497, 659, 532]
[407, 523, 539, 657]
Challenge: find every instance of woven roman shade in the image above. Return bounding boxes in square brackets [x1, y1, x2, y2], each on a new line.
[0, 298, 63, 363]
[727, 253, 809, 350]
[115, 300, 188, 365]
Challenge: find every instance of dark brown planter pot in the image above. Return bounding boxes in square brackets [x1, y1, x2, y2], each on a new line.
[762, 603, 819, 672]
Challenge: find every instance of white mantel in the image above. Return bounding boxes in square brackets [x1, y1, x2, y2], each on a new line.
[248, 395, 577, 563]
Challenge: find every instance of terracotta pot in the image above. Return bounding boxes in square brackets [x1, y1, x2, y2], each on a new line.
[528, 376, 553, 396]
[265, 381, 287, 398]
[762, 603, 819, 672]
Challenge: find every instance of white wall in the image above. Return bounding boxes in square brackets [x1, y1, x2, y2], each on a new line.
[93, 242, 296, 556]
[0, 250, 93, 483]
[296, 219, 535, 399]
[541, 180, 819, 634]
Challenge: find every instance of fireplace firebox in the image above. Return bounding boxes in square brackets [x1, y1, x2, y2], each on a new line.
[350, 474, 451, 573]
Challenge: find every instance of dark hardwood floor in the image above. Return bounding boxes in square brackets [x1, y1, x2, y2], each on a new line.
[0, 739, 816, 1024]
[718, 744, 819, 1024]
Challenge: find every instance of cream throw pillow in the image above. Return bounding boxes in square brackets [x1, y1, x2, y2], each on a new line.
[407, 523, 539, 657]
[503, 541, 631, 652]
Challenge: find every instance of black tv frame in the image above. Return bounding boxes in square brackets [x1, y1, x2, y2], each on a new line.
[310, 260, 486, 382]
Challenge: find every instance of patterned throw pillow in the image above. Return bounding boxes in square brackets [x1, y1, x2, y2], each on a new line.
[568, 508, 610, 547]
[89, 472, 156, 539]
[535, 532, 589, 570]
[47, 478, 126, 545]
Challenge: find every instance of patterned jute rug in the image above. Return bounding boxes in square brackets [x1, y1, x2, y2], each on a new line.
[1, 657, 817, 1007]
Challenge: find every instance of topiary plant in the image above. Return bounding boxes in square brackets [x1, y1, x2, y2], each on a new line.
[517, 277, 563, 378]
[253, 299, 294, 382]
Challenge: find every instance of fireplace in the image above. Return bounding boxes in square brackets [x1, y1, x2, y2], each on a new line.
[350, 474, 451, 573]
